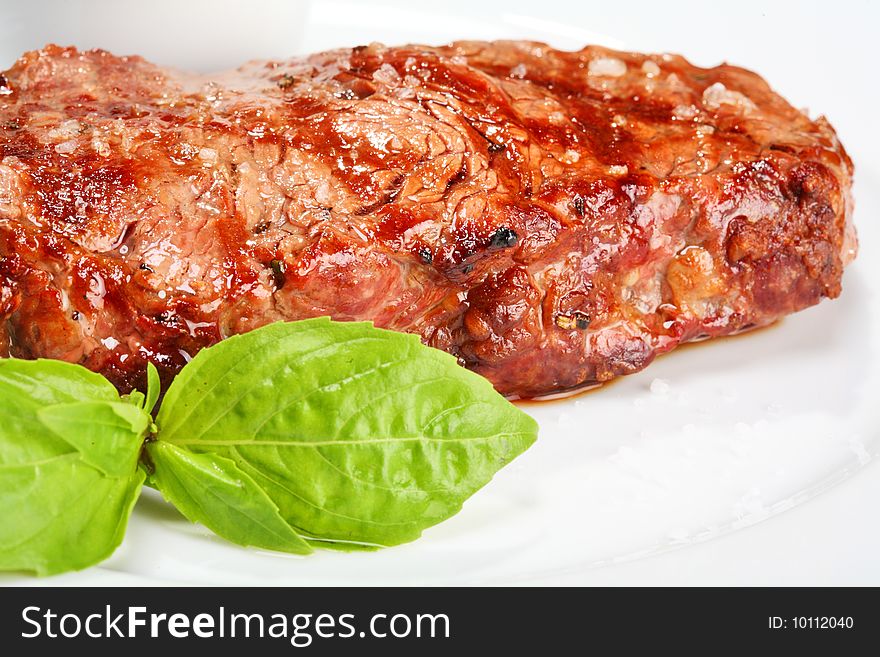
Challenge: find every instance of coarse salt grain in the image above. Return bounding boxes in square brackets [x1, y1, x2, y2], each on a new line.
[641, 60, 660, 77]
[702, 82, 756, 111]
[47, 119, 82, 141]
[673, 104, 699, 120]
[372, 63, 401, 87]
[54, 140, 78, 154]
[650, 378, 671, 395]
[92, 138, 111, 157]
[588, 57, 626, 77]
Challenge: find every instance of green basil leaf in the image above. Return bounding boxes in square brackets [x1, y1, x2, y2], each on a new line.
[156, 318, 537, 548]
[123, 389, 147, 408]
[0, 358, 119, 466]
[0, 459, 144, 576]
[144, 362, 160, 414]
[38, 402, 150, 477]
[146, 441, 312, 555]
[0, 358, 147, 575]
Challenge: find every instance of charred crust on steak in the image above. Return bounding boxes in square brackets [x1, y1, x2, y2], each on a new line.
[555, 311, 591, 331]
[276, 74, 296, 89]
[154, 311, 177, 326]
[268, 259, 287, 290]
[489, 227, 518, 249]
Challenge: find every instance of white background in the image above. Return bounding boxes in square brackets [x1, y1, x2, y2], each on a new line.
[1, 0, 878, 585]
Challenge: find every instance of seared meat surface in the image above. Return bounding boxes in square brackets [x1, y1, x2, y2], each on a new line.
[0, 42, 855, 397]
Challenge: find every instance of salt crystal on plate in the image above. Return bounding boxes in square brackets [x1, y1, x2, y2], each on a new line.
[650, 378, 670, 395]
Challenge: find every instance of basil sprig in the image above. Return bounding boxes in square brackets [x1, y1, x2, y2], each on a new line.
[0, 319, 537, 575]
[0, 359, 153, 575]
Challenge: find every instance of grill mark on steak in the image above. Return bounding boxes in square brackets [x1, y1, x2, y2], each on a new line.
[0, 42, 856, 397]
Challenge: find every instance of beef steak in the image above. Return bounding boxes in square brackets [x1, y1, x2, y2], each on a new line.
[0, 42, 856, 397]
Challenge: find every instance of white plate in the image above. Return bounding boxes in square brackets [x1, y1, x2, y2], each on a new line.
[2, 0, 879, 586]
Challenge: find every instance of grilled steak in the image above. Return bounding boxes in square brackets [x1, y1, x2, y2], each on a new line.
[0, 42, 855, 397]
